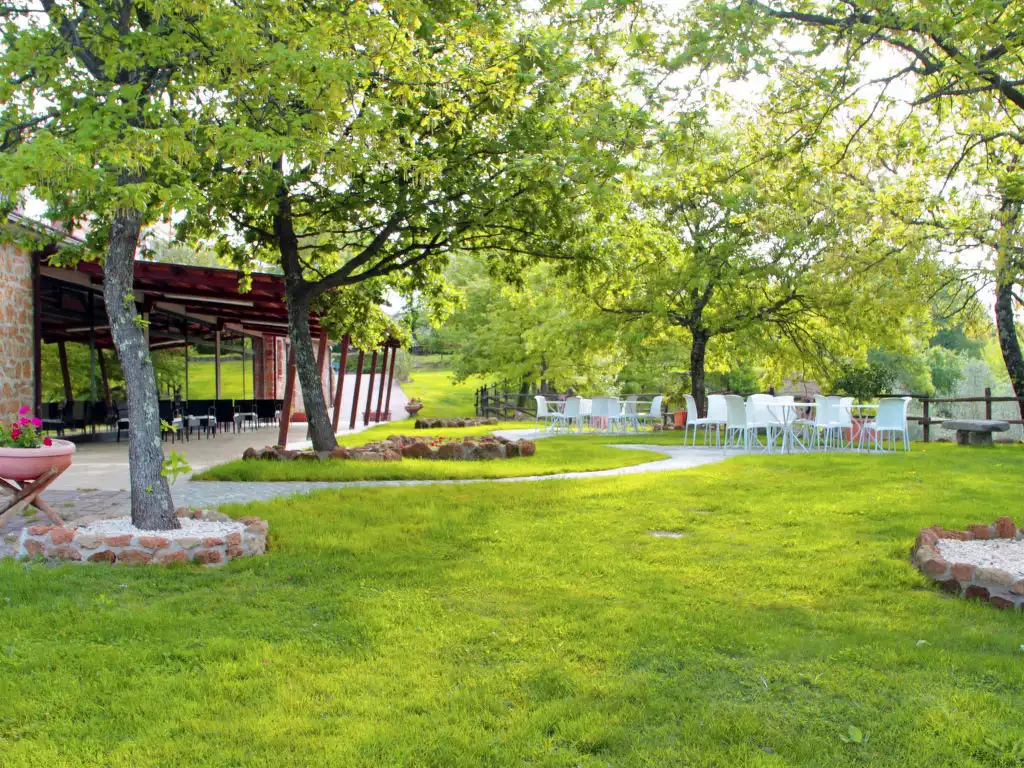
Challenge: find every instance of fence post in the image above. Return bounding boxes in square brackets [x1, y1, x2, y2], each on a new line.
[922, 396, 930, 443]
[985, 387, 992, 420]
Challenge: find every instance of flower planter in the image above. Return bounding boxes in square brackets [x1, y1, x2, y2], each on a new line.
[405, 404, 424, 416]
[673, 410, 687, 429]
[0, 440, 75, 482]
[290, 411, 308, 423]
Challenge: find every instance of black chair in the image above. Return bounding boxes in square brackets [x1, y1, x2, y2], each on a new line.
[87, 401, 109, 435]
[214, 399, 236, 435]
[255, 399, 277, 427]
[39, 402, 66, 436]
[158, 400, 186, 443]
[183, 399, 216, 438]
[234, 399, 257, 432]
[114, 401, 130, 442]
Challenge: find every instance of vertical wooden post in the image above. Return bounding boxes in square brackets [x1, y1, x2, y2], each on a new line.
[383, 345, 397, 421]
[364, 349, 378, 425]
[349, 350, 364, 429]
[183, 315, 189, 404]
[271, 336, 278, 399]
[374, 345, 388, 420]
[97, 348, 112, 407]
[276, 346, 296, 447]
[922, 396, 930, 443]
[32, 251, 42, 416]
[332, 335, 349, 432]
[88, 287, 97, 408]
[57, 341, 73, 403]
[214, 329, 222, 400]
[985, 387, 993, 420]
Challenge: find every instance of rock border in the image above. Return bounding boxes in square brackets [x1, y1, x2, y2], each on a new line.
[18, 509, 268, 567]
[243, 434, 536, 463]
[414, 417, 499, 429]
[911, 516, 1024, 610]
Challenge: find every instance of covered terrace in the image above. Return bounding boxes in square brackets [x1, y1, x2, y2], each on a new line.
[35, 256, 405, 454]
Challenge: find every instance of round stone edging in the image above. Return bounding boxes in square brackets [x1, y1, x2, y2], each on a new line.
[18, 509, 268, 567]
[911, 515, 1024, 610]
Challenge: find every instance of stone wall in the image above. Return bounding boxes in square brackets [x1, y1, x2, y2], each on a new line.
[0, 242, 35, 416]
[18, 510, 269, 566]
[912, 516, 1024, 610]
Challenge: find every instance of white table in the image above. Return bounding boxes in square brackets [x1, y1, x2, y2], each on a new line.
[763, 402, 817, 454]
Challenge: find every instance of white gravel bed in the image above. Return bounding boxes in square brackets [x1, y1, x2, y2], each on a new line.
[77, 516, 244, 540]
[937, 538, 1024, 581]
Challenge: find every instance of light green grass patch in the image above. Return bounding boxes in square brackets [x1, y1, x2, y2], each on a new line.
[3, 444, 1024, 765]
[401, 369, 485, 418]
[195, 434, 666, 481]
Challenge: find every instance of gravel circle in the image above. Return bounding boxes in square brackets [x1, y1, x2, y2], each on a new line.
[78, 516, 244, 540]
[937, 539, 1024, 581]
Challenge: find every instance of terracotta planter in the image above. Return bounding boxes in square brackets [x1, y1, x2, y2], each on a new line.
[0, 439, 75, 481]
[290, 411, 308, 423]
[673, 410, 687, 428]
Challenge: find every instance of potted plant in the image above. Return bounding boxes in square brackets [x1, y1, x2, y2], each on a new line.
[0, 406, 75, 481]
[405, 398, 424, 416]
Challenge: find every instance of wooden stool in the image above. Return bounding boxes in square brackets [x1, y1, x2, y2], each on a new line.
[0, 466, 68, 528]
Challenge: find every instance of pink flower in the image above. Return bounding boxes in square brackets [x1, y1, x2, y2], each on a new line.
[43, 437, 52, 447]
[11, 428, 21, 440]
[18, 417, 29, 426]
[31, 417, 41, 428]
[18, 406, 29, 415]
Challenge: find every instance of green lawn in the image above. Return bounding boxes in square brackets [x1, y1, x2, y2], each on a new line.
[195, 433, 666, 481]
[3, 445, 1024, 765]
[186, 358, 255, 400]
[400, 369, 483, 418]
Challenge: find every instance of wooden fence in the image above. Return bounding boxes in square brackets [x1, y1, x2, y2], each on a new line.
[901, 388, 1024, 442]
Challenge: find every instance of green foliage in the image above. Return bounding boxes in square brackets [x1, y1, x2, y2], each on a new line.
[3, 445, 1024, 764]
[160, 451, 192, 485]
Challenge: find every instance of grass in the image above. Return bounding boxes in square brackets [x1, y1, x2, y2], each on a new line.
[3, 444, 1024, 765]
[400, 369, 483, 418]
[186, 358, 255, 400]
[195, 432, 666, 481]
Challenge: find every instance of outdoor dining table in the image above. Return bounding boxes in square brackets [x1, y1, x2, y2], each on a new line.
[763, 401, 817, 454]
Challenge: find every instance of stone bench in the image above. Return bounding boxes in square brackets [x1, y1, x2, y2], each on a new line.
[940, 419, 1011, 446]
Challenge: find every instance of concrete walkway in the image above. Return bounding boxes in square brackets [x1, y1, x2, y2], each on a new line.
[50, 373, 408, 491]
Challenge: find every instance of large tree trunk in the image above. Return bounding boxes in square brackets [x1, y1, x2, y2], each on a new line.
[689, 329, 709, 417]
[995, 195, 1024, 421]
[284, 289, 336, 451]
[273, 166, 337, 452]
[103, 208, 179, 530]
[995, 275, 1024, 420]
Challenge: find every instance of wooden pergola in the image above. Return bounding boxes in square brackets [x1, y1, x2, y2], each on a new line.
[37, 257, 402, 446]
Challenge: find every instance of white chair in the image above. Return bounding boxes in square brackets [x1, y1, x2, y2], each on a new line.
[723, 394, 753, 449]
[534, 395, 556, 431]
[621, 396, 640, 432]
[580, 398, 592, 431]
[550, 396, 582, 432]
[683, 394, 721, 447]
[746, 394, 782, 451]
[590, 396, 618, 434]
[810, 394, 842, 450]
[860, 397, 911, 452]
[636, 395, 663, 431]
[704, 394, 728, 446]
[837, 396, 854, 449]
